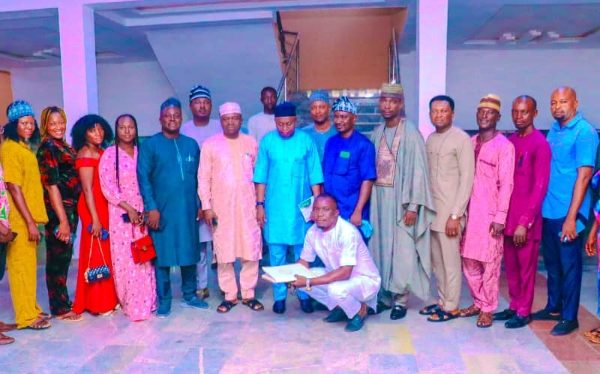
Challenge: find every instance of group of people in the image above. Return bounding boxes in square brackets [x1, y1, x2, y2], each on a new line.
[0, 81, 599, 344]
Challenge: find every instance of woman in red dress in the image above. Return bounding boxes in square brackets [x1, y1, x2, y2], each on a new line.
[70, 114, 119, 315]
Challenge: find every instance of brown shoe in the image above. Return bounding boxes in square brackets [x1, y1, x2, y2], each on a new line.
[197, 287, 210, 299]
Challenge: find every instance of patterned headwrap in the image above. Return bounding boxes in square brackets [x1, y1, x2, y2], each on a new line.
[7, 100, 35, 122]
[160, 97, 182, 112]
[332, 96, 357, 115]
[189, 85, 211, 103]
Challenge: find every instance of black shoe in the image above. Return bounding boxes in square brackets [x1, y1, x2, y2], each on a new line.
[493, 308, 516, 321]
[312, 299, 329, 311]
[272, 300, 286, 314]
[505, 314, 531, 329]
[324, 307, 348, 323]
[345, 314, 365, 332]
[531, 308, 561, 321]
[299, 299, 314, 314]
[367, 301, 392, 315]
[550, 320, 579, 336]
[390, 305, 407, 320]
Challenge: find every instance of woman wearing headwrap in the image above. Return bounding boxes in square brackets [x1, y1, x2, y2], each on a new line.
[36, 106, 82, 321]
[98, 114, 156, 321]
[0, 100, 50, 330]
[70, 114, 119, 315]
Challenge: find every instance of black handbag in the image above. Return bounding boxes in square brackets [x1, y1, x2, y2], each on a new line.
[0, 243, 6, 281]
[84, 236, 111, 283]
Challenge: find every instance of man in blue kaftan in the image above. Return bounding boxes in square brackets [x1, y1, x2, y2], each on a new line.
[137, 97, 208, 317]
[254, 102, 323, 314]
[323, 97, 376, 232]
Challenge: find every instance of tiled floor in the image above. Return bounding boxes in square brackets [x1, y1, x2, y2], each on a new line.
[0, 257, 598, 373]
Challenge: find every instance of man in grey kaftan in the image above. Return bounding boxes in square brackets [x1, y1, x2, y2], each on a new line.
[369, 83, 435, 320]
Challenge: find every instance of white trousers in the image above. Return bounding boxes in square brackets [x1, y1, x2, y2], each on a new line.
[306, 276, 378, 318]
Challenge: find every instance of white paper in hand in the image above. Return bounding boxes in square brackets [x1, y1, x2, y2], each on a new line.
[298, 196, 314, 222]
[262, 263, 324, 283]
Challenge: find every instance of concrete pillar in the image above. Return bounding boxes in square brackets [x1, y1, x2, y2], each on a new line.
[417, 0, 448, 139]
[58, 3, 98, 133]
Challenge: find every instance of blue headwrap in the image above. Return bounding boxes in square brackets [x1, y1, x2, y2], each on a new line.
[309, 90, 329, 104]
[332, 96, 357, 115]
[274, 102, 296, 117]
[7, 100, 35, 122]
[160, 97, 182, 112]
[189, 85, 211, 103]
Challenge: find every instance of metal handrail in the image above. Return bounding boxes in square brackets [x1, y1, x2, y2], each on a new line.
[276, 32, 299, 102]
[389, 28, 401, 83]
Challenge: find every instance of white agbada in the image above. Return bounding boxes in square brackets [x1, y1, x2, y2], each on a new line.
[300, 218, 381, 317]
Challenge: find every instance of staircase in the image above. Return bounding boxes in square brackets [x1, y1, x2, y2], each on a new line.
[288, 89, 381, 136]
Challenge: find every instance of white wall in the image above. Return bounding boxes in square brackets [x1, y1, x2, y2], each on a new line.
[401, 48, 600, 131]
[10, 60, 176, 136]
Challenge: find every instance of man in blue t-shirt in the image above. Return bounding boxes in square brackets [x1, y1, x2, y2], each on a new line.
[322, 96, 376, 234]
[534, 86, 599, 336]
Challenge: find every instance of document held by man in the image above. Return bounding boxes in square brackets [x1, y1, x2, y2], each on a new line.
[261, 264, 326, 283]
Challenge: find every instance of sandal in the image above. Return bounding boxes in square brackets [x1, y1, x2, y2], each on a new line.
[0, 322, 17, 332]
[476, 312, 493, 328]
[419, 304, 441, 316]
[428, 309, 459, 322]
[459, 304, 481, 318]
[583, 327, 600, 338]
[56, 311, 84, 322]
[39, 312, 51, 320]
[587, 333, 600, 345]
[242, 298, 264, 311]
[217, 300, 238, 313]
[0, 333, 15, 345]
[26, 317, 51, 330]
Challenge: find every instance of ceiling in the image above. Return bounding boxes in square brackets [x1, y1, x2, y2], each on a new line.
[1, 0, 600, 69]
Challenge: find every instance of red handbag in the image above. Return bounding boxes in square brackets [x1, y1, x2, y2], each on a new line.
[131, 225, 156, 264]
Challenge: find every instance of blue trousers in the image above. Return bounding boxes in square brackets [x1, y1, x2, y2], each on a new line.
[541, 218, 583, 321]
[155, 265, 197, 308]
[269, 244, 308, 301]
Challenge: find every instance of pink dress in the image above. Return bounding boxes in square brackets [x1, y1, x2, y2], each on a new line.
[99, 145, 156, 321]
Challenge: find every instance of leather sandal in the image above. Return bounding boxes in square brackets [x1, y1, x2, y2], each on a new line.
[242, 298, 264, 311]
[476, 312, 493, 328]
[459, 304, 481, 318]
[419, 304, 441, 316]
[217, 300, 238, 313]
[0, 333, 15, 345]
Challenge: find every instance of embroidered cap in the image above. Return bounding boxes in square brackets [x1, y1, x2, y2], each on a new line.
[160, 97, 182, 112]
[477, 94, 501, 112]
[7, 100, 35, 122]
[189, 85, 211, 103]
[219, 102, 241, 116]
[332, 96, 357, 115]
[380, 83, 404, 99]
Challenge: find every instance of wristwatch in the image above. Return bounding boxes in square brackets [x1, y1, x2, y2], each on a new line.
[450, 214, 459, 220]
[305, 278, 311, 291]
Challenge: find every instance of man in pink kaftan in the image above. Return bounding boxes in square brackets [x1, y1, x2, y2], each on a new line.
[460, 94, 515, 328]
[198, 102, 264, 313]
